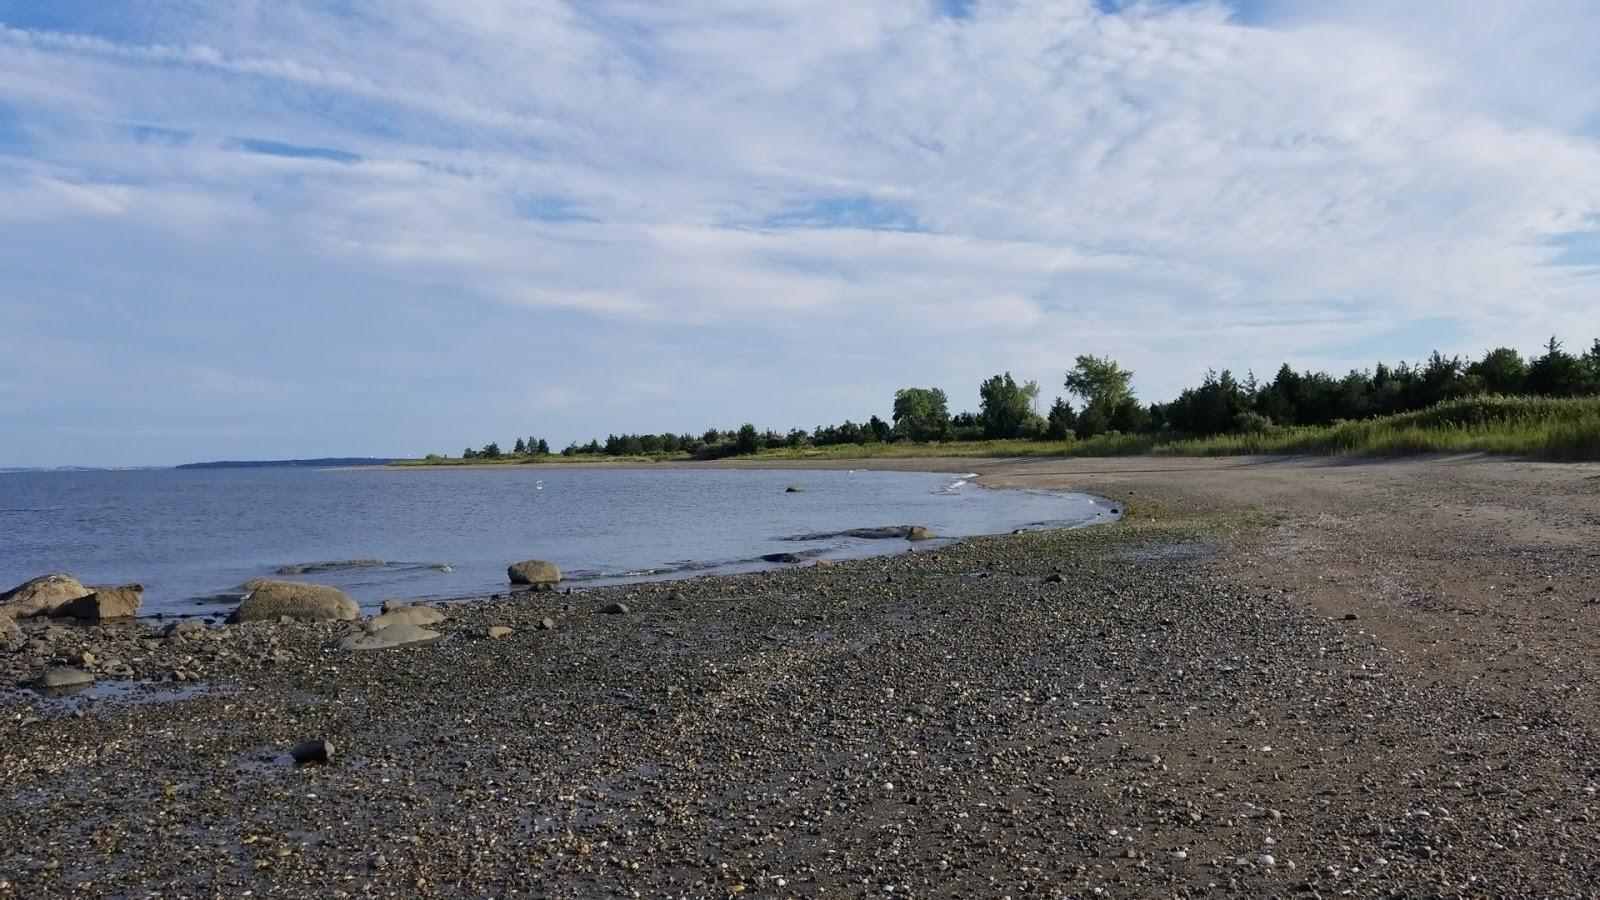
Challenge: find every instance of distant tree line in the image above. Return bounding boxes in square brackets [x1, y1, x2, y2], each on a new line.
[439, 336, 1600, 459]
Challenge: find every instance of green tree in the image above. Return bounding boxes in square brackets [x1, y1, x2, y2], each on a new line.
[1045, 397, 1077, 440]
[1528, 337, 1587, 396]
[892, 388, 952, 442]
[1466, 348, 1527, 395]
[481, 442, 502, 459]
[1064, 355, 1135, 410]
[536, 438, 550, 455]
[978, 372, 1033, 439]
[734, 423, 761, 455]
[513, 437, 526, 454]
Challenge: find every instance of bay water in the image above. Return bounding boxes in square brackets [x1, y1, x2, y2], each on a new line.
[0, 466, 1117, 616]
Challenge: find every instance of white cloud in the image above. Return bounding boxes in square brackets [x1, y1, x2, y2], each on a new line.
[1, 0, 1599, 463]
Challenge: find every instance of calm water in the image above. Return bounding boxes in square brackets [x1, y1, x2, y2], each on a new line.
[0, 467, 1117, 616]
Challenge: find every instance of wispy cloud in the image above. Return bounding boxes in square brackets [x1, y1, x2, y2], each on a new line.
[0, 0, 1598, 465]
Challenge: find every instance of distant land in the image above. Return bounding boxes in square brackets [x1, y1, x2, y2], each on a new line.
[175, 458, 400, 470]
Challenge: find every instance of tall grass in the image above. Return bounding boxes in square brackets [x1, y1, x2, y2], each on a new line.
[747, 395, 1600, 463]
[1151, 395, 1600, 461]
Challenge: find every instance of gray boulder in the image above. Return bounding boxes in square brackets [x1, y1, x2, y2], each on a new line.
[56, 584, 144, 622]
[335, 623, 441, 651]
[34, 666, 94, 691]
[228, 580, 358, 623]
[1, 573, 93, 619]
[508, 559, 562, 590]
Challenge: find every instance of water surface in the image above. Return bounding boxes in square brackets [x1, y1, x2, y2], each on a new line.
[0, 466, 1117, 615]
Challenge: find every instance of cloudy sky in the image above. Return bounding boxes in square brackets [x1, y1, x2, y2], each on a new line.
[1, 0, 1597, 467]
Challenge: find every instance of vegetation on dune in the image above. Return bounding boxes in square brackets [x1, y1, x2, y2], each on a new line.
[407, 336, 1600, 465]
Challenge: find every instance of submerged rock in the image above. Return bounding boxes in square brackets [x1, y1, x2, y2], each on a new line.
[906, 526, 937, 542]
[336, 623, 441, 651]
[57, 584, 144, 621]
[1, 573, 93, 619]
[785, 485, 805, 493]
[276, 559, 388, 576]
[228, 580, 358, 623]
[508, 559, 562, 590]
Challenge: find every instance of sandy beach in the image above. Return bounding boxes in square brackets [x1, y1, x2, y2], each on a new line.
[3, 454, 1599, 896]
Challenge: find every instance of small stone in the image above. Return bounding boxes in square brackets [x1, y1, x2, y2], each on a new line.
[487, 626, 514, 639]
[536, 617, 555, 630]
[290, 738, 333, 765]
[600, 602, 630, 615]
[1343, 613, 1360, 621]
[1043, 573, 1065, 584]
[1257, 854, 1276, 867]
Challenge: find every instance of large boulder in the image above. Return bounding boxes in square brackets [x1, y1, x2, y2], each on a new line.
[1, 616, 20, 650]
[508, 560, 562, 590]
[906, 526, 937, 542]
[336, 623, 441, 651]
[1, 573, 92, 619]
[228, 580, 358, 623]
[56, 584, 144, 622]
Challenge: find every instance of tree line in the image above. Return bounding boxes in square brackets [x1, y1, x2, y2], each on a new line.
[445, 336, 1600, 460]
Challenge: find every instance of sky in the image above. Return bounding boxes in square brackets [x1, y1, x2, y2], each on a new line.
[0, 0, 1597, 467]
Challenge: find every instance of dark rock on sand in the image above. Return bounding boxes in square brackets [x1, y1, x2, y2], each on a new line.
[600, 602, 630, 615]
[56, 584, 144, 621]
[228, 580, 358, 623]
[1, 573, 92, 619]
[290, 739, 333, 765]
[508, 559, 562, 590]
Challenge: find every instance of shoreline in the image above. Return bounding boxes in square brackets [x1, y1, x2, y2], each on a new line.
[4, 455, 1599, 894]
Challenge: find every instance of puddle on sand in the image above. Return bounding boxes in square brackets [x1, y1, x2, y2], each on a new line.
[1120, 542, 1216, 564]
[5, 679, 228, 713]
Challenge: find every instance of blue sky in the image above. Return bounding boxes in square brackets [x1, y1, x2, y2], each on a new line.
[1, 0, 1597, 467]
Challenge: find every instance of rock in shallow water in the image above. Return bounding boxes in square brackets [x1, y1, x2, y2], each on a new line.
[508, 559, 562, 590]
[1, 573, 92, 619]
[228, 580, 358, 623]
[56, 584, 144, 621]
[906, 526, 937, 541]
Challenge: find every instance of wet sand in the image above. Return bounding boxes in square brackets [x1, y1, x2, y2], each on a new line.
[2, 454, 1598, 896]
